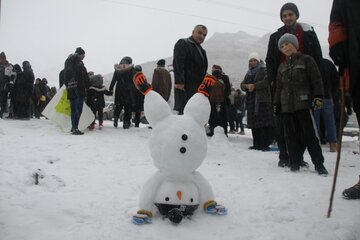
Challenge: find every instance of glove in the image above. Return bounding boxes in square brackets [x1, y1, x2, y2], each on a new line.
[313, 97, 323, 110]
[329, 42, 347, 68]
[133, 72, 152, 95]
[132, 210, 152, 225]
[273, 104, 281, 116]
[197, 74, 217, 97]
[204, 200, 228, 215]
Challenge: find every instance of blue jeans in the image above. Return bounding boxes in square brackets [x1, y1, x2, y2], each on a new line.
[70, 97, 84, 130]
[314, 99, 337, 143]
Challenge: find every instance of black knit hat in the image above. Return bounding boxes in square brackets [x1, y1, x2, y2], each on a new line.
[120, 56, 132, 64]
[157, 59, 165, 66]
[280, 2, 299, 20]
[75, 47, 85, 55]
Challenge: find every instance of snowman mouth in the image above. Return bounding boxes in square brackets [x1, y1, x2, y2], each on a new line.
[155, 203, 199, 216]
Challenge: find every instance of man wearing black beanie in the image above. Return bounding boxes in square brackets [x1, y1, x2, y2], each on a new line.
[265, 2, 323, 169]
[63, 47, 90, 135]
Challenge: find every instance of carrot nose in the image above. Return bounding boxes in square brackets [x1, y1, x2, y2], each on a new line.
[177, 191, 182, 200]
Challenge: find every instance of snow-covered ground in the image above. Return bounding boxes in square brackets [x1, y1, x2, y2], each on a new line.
[0, 118, 359, 240]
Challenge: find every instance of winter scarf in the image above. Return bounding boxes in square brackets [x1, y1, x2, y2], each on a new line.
[247, 63, 261, 114]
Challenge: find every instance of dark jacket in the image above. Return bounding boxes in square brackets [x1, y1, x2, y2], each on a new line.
[173, 36, 208, 100]
[266, 23, 323, 93]
[86, 86, 112, 109]
[274, 53, 324, 113]
[151, 67, 172, 101]
[234, 92, 246, 114]
[329, 0, 360, 111]
[109, 66, 136, 106]
[15, 67, 34, 102]
[64, 54, 90, 99]
[240, 67, 272, 103]
[319, 58, 339, 100]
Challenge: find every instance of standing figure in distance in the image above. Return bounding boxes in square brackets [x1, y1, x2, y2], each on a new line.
[64, 47, 90, 135]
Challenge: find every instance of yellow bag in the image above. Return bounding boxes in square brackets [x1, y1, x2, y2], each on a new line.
[40, 95, 46, 102]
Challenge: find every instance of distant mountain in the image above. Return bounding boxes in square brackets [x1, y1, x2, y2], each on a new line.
[104, 31, 328, 89]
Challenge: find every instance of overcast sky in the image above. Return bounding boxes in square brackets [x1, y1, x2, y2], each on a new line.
[0, 0, 333, 87]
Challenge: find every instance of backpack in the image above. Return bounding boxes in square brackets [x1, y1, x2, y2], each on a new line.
[210, 79, 225, 103]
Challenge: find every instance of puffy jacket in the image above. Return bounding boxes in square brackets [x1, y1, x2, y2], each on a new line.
[274, 53, 324, 113]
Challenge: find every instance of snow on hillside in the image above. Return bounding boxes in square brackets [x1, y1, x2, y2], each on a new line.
[0, 118, 359, 240]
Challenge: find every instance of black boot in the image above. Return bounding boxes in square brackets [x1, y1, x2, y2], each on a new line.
[315, 164, 328, 175]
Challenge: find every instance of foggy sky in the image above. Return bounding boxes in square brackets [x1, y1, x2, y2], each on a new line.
[0, 0, 332, 87]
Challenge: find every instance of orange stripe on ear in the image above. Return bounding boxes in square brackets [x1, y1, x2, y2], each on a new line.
[142, 87, 152, 95]
[177, 191, 182, 200]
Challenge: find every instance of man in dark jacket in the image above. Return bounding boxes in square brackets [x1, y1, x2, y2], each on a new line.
[64, 47, 90, 135]
[173, 24, 208, 114]
[151, 59, 172, 102]
[328, 0, 360, 200]
[265, 2, 323, 167]
[13, 61, 34, 119]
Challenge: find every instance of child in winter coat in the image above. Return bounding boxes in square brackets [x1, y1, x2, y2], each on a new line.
[86, 74, 112, 129]
[274, 33, 328, 175]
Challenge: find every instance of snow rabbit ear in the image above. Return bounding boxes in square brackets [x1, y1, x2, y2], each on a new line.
[184, 93, 211, 126]
[144, 91, 172, 127]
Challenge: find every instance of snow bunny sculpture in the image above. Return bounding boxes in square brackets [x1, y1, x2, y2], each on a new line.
[132, 72, 227, 225]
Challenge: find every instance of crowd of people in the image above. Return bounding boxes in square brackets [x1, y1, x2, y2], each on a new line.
[0, 52, 55, 120]
[1, 2, 359, 198]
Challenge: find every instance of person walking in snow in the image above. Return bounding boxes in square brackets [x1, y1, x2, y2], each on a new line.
[207, 65, 231, 137]
[109, 57, 140, 129]
[274, 34, 328, 175]
[151, 59, 172, 102]
[86, 74, 112, 129]
[64, 47, 90, 135]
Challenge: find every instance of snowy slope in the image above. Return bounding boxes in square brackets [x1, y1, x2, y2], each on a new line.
[0, 118, 359, 240]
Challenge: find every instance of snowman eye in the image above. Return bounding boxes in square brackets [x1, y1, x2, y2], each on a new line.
[180, 147, 186, 154]
[190, 198, 194, 203]
[182, 134, 188, 141]
[165, 197, 170, 201]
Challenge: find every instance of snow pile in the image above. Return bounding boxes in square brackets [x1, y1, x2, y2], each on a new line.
[0, 118, 359, 240]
